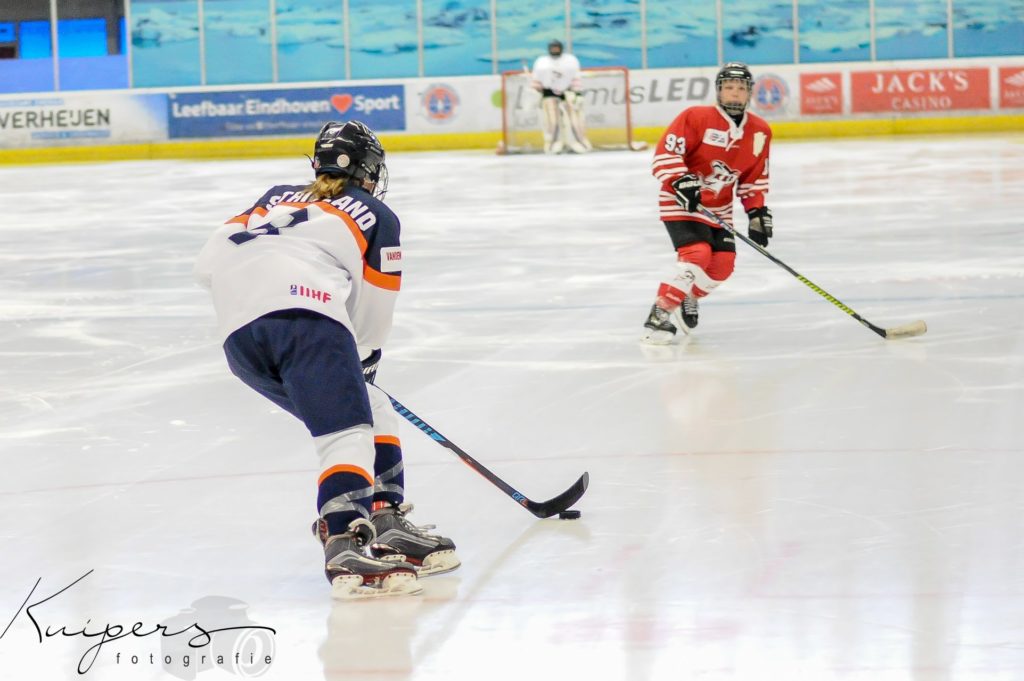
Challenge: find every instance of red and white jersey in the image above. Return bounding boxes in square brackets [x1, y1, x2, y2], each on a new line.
[651, 105, 772, 228]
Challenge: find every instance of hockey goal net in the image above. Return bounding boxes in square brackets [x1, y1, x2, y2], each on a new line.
[499, 66, 641, 154]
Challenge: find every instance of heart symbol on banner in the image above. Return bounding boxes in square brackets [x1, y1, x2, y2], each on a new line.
[330, 94, 354, 114]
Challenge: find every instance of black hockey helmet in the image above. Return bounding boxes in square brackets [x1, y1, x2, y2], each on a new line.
[548, 39, 564, 57]
[311, 120, 388, 199]
[715, 62, 754, 115]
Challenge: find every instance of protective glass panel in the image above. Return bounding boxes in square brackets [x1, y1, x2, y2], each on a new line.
[570, 0, 642, 69]
[130, 0, 200, 87]
[19, 19, 52, 58]
[58, 18, 108, 57]
[645, 0, 718, 68]
[276, 0, 345, 82]
[953, 0, 1024, 57]
[798, 0, 870, 62]
[57, 2, 129, 91]
[349, 0, 418, 79]
[875, 0, 948, 60]
[722, 0, 795, 65]
[494, 0, 566, 73]
[0, 1, 53, 92]
[422, 0, 492, 76]
[204, 0, 272, 85]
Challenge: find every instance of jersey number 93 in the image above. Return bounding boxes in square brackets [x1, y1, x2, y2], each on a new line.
[663, 134, 685, 155]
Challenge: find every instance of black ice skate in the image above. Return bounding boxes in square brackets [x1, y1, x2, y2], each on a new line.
[681, 295, 699, 329]
[641, 304, 679, 345]
[369, 503, 460, 576]
[315, 517, 422, 599]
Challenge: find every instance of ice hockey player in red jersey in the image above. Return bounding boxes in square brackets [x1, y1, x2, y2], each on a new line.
[642, 62, 774, 344]
[195, 121, 459, 599]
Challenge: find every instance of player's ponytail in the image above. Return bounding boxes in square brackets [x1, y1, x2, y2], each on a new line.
[305, 174, 348, 200]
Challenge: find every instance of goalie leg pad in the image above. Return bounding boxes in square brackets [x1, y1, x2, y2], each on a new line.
[562, 92, 592, 152]
[541, 97, 562, 153]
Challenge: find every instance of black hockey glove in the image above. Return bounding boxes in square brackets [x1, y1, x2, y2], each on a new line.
[747, 206, 773, 248]
[361, 349, 382, 384]
[671, 174, 702, 212]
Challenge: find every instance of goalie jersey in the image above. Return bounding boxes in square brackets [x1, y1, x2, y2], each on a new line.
[652, 105, 771, 228]
[531, 54, 583, 94]
[194, 183, 401, 350]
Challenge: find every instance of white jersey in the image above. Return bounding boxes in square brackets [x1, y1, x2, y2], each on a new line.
[531, 53, 582, 94]
[194, 184, 401, 351]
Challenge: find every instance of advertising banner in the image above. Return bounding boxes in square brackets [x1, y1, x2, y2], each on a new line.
[616, 68, 799, 126]
[405, 77, 500, 134]
[0, 93, 167, 148]
[999, 65, 1024, 109]
[800, 72, 843, 115]
[167, 85, 405, 139]
[851, 67, 990, 113]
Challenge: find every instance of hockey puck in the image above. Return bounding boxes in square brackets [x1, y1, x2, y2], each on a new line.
[558, 510, 582, 520]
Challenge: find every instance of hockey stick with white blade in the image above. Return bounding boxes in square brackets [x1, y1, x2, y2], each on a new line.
[385, 392, 590, 518]
[698, 207, 927, 339]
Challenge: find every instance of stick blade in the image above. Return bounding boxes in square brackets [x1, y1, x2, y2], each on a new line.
[885, 320, 928, 339]
[526, 472, 590, 518]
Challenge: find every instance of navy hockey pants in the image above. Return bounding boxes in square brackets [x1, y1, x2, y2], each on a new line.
[222, 309, 372, 437]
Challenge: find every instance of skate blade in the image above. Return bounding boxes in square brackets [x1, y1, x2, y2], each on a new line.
[330, 572, 423, 600]
[640, 328, 676, 345]
[378, 550, 461, 577]
[418, 550, 461, 577]
[669, 308, 692, 335]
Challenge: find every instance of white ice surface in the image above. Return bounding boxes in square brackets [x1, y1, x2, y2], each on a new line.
[1, 134, 1023, 681]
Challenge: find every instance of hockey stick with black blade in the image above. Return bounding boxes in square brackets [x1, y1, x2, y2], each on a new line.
[698, 207, 927, 339]
[385, 392, 590, 518]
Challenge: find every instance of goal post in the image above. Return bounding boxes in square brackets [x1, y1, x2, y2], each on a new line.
[499, 66, 643, 154]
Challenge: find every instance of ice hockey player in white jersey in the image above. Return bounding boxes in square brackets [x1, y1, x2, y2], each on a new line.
[194, 120, 459, 599]
[531, 39, 592, 154]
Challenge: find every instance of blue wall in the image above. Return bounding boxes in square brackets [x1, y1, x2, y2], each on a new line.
[1, 0, 1022, 93]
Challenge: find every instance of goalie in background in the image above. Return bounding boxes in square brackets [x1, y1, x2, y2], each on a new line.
[531, 39, 592, 154]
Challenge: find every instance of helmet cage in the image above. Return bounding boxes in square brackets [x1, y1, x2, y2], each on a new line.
[715, 62, 753, 116]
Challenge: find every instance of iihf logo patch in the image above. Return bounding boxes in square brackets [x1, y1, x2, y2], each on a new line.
[290, 284, 332, 303]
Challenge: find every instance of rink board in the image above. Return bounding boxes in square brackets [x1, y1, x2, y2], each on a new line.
[1, 56, 1023, 164]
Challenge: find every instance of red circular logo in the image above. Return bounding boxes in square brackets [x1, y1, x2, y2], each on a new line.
[751, 74, 789, 114]
[422, 85, 459, 123]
